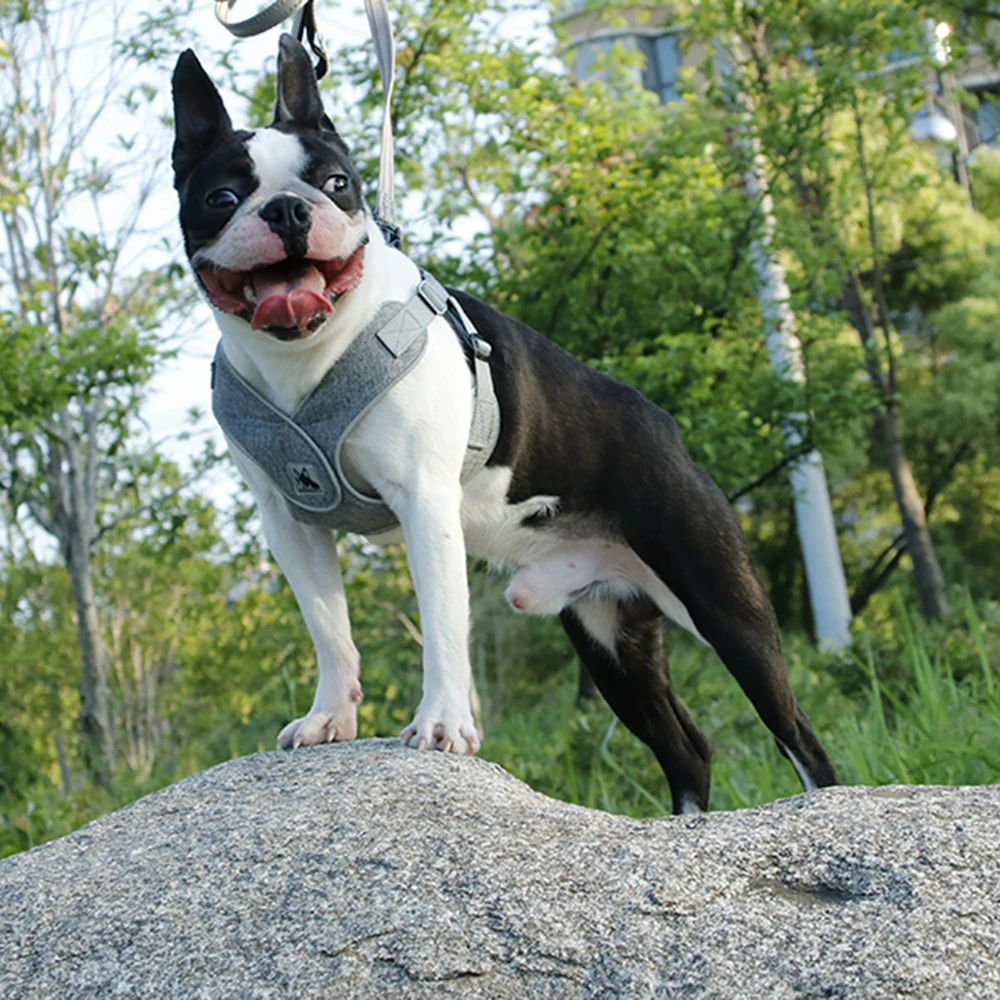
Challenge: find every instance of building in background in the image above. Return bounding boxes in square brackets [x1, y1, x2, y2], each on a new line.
[558, 3, 686, 105]
[560, 5, 1000, 154]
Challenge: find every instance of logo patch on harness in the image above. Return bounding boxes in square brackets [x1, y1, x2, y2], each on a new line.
[287, 462, 323, 496]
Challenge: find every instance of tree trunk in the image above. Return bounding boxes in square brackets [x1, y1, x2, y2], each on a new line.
[66, 526, 114, 781]
[872, 407, 949, 620]
[841, 281, 949, 621]
[846, 102, 950, 620]
[735, 103, 852, 650]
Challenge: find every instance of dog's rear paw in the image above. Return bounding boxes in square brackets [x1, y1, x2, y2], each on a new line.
[400, 704, 480, 755]
[277, 708, 358, 749]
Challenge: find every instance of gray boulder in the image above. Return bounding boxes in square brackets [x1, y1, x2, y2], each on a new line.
[1, 739, 998, 999]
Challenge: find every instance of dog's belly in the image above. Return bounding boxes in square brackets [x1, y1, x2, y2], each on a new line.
[367, 468, 703, 641]
[458, 467, 705, 640]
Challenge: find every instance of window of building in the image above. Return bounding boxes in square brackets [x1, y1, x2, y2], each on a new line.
[572, 36, 616, 83]
[974, 90, 1000, 146]
[571, 32, 681, 105]
[637, 33, 681, 104]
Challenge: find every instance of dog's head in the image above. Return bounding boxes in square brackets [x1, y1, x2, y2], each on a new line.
[171, 36, 368, 341]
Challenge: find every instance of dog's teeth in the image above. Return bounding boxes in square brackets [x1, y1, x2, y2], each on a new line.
[244, 279, 255, 303]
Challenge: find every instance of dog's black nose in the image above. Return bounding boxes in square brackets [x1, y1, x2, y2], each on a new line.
[259, 194, 312, 236]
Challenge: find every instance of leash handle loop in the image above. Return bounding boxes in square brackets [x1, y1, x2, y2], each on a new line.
[215, 0, 311, 38]
[217, 0, 328, 77]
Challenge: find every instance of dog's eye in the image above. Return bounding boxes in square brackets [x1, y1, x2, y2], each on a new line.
[206, 188, 240, 209]
[323, 174, 349, 195]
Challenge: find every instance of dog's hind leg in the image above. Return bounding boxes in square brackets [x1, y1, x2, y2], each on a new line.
[560, 597, 712, 815]
[623, 463, 840, 795]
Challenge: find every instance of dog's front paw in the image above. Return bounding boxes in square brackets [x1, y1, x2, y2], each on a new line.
[401, 700, 480, 755]
[277, 705, 358, 749]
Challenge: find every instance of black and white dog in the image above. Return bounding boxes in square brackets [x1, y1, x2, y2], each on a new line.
[171, 36, 838, 813]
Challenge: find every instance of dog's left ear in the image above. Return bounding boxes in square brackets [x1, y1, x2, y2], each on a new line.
[274, 34, 338, 134]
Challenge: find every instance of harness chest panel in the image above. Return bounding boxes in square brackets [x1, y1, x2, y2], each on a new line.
[211, 275, 500, 535]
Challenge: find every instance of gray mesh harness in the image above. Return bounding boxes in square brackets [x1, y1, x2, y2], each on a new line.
[212, 272, 500, 535]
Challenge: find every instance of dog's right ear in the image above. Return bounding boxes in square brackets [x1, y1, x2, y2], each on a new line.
[171, 49, 234, 189]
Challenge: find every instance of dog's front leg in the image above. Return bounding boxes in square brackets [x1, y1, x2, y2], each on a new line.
[240, 459, 362, 749]
[396, 484, 480, 754]
[264, 500, 361, 749]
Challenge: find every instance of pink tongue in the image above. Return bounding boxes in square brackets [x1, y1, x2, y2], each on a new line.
[250, 263, 333, 334]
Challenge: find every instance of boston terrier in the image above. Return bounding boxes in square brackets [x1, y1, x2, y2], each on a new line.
[171, 35, 838, 813]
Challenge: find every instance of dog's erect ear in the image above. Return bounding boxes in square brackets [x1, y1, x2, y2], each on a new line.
[273, 34, 338, 133]
[172, 49, 234, 189]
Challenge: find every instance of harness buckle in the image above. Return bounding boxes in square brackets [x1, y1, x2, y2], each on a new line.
[472, 337, 493, 361]
[417, 274, 449, 316]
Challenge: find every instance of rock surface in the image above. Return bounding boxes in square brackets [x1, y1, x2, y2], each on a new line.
[0, 740, 998, 999]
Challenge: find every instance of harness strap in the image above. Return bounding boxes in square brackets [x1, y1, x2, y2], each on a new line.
[416, 275, 499, 480]
[394, 273, 500, 469]
[212, 273, 500, 534]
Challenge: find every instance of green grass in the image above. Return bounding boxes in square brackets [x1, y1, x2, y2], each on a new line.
[833, 597, 999, 788]
[2, 593, 998, 856]
[481, 593, 1000, 815]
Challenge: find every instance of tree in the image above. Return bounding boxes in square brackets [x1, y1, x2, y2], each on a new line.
[0, 0, 200, 780]
[686, 0, 1000, 619]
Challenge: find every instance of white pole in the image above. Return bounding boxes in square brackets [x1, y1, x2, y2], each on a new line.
[743, 156, 853, 649]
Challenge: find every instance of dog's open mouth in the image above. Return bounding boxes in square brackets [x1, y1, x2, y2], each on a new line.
[197, 241, 367, 340]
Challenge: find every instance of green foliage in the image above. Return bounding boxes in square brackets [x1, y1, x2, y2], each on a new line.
[970, 146, 1000, 222]
[3, 0, 1000, 860]
[0, 556, 78, 801]
[0, 0, 208, 780]
[5, 585, 997, 856]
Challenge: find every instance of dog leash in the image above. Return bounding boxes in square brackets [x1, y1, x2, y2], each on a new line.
[214, 0, 401, 247]
[361, 0, 399, 247]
